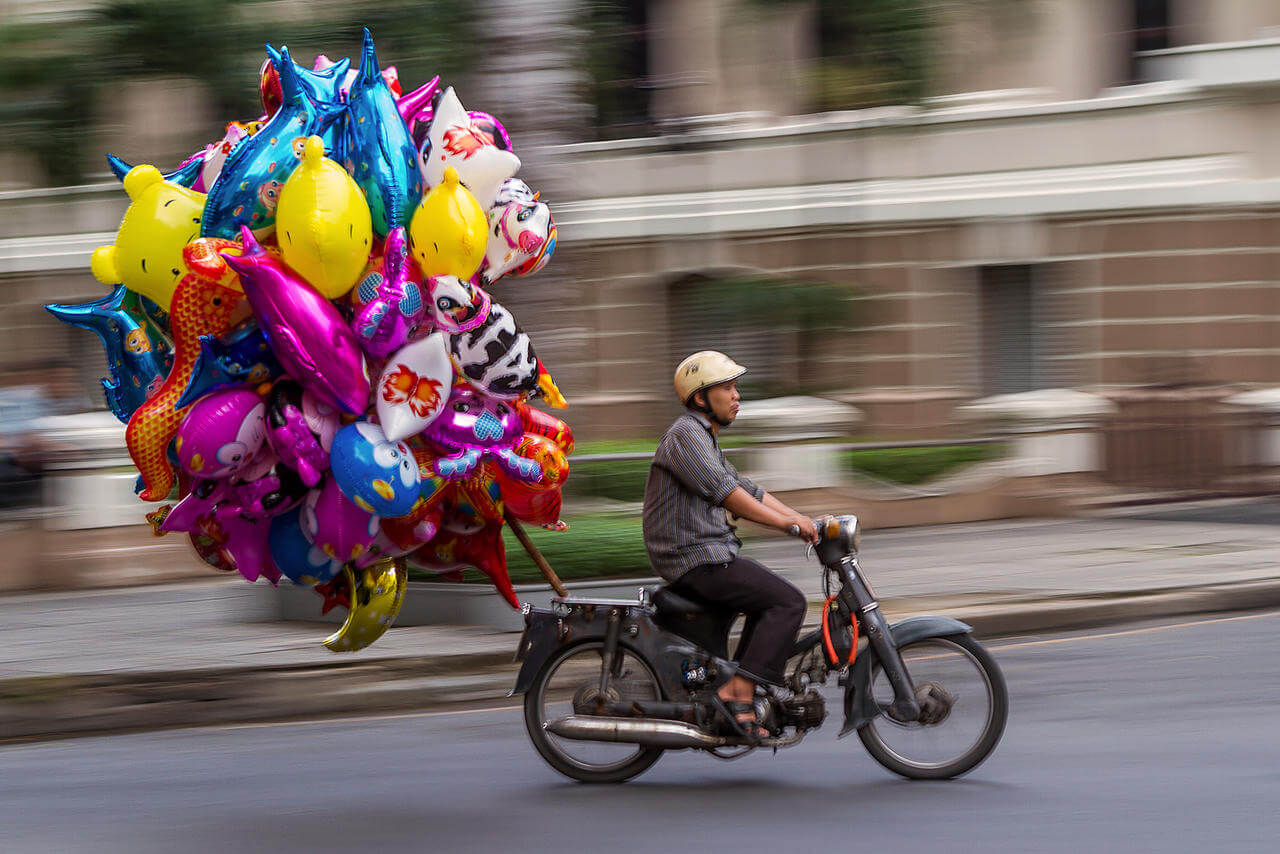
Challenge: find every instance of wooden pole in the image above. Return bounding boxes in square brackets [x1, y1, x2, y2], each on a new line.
[505, 511, 569, 598]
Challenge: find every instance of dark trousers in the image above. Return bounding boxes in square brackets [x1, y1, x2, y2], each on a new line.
[669, 555, 806, 686]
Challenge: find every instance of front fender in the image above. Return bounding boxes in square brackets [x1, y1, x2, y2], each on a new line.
[838, 615, 973, 736]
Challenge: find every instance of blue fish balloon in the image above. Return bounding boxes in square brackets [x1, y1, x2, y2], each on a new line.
[122, 288, 172, 347]
[200, 45, 349, 239]
[177, 321, 283, 409]
[106, 153, 203, 189]
[344, 28, 423, 238]
[45, 286, 174, 422]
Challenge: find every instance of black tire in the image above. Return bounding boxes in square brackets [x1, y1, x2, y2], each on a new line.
[523, 640, 666, 784]
[858, 633, 1008, 780]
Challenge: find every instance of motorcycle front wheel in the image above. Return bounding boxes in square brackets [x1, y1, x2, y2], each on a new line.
[858, 633, 1008, 780]
[524, 640, 666, 784]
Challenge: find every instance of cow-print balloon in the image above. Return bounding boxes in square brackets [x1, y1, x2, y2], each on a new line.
[448, 301, 539, 398]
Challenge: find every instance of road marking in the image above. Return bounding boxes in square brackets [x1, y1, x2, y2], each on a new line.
[992, 608, 1280, 651]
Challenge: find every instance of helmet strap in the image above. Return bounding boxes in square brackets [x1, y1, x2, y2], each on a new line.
[692, 389, 732, 428]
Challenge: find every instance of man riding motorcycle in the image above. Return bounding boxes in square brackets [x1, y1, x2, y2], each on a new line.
[642, 351, 819, 739]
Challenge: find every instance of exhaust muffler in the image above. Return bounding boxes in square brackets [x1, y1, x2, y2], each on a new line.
[545, 715, 726, 749]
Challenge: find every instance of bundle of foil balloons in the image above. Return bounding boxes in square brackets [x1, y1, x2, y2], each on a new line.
[47, 30, 568, 650]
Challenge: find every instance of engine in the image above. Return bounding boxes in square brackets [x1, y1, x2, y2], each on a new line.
[779, 689, 827, 731]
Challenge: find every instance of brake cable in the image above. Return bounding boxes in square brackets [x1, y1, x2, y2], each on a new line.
[821, 568, 858, 668]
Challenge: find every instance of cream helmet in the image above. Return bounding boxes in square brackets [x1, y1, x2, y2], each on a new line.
[674, 350, 747, 406]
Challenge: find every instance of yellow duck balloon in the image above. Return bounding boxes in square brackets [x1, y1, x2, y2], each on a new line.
[90, 164, 208, 310]
[275, 136, 374, 299]
[408, 165, 488, 280]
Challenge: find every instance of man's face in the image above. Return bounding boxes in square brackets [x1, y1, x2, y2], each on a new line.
[704, 380, 740, 426]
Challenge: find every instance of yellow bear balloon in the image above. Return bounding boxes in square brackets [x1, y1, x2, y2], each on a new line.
[275, 136, 374, 299]
[409, 166, 488, 280]
[90, 165, 208, 309]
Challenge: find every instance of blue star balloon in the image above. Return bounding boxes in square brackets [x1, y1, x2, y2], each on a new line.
[344, 28, 423, 238]
[200, 45, 349, 239]
[177, 320, 283, 409]
[45, 285, 174, 423]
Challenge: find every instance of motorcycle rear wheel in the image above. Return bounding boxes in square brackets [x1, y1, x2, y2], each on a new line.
[524, 640, 666, 784]
[858, 633, 1007, 780]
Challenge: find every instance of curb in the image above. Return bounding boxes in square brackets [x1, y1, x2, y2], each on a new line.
[6, 579, 1280, 743]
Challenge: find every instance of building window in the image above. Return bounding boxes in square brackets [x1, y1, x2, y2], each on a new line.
[668, 275, 795, 397]
[1127, 0, 1172, 83]
[582, 0, 652, 139]
[979, 264, 1041, 396]
[667, 273, 856, 397]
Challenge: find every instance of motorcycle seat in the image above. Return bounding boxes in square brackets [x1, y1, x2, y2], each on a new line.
[649, 585, 734, 660]
[650, 585, 711, 619]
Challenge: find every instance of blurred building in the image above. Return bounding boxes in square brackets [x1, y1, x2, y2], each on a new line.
[2, 0, 1280, 439]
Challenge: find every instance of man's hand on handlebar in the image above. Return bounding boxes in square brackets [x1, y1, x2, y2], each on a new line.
[785, 516, 819, 545]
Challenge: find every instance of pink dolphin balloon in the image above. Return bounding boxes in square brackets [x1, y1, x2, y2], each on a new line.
[222, 226, 370, 414]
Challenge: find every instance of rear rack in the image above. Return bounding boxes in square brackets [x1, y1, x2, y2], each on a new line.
[549, 587, 655, 615]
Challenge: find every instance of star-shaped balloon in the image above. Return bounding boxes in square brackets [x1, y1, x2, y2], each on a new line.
[409, 521, 518, 609]
[313, 572, 352, 615]
[177, 321, 283, 409]
[397, 75, 440, 130]
[420, 87, 520, 210]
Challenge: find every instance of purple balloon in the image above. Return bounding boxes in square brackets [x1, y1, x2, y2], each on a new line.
[175, 388, 266, 480]
[222, 226, 370, 415]
[350, 227, 426, 360]
[300, 476, 382, 573]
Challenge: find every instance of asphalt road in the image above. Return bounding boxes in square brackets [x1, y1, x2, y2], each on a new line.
[5, 610, 1280, 854]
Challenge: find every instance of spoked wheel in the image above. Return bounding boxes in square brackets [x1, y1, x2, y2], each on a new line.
[858, 633, 1007, 780]
[524, 641, 666, 784]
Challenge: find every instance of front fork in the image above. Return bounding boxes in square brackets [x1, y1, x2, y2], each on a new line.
[839, 556, 921, 721]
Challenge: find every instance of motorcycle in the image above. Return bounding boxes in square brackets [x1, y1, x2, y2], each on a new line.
[511, 515, 1008, 783]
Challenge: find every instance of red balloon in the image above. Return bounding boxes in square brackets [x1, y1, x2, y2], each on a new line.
[517, 403, 574, 453]
[381, 499, 445, 552]
[409, 523, 518, 609]
[259, 58, 282, 116]
[501, 480, 563, 527]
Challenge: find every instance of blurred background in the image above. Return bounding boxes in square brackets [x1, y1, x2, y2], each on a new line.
[2, 0, 1280, 594]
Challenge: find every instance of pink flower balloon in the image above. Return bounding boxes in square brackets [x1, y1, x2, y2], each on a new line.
[375, 332, 451, 442]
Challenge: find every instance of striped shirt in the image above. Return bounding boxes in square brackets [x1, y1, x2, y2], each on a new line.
[642, 411, 764, 581]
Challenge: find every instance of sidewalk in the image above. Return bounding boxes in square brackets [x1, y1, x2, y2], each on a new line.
[4, 498, 1280, 740]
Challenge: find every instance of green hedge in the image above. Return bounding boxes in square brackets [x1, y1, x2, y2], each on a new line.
[565, 443, 1003, 500]
[407, 511, 653, 585]
[564, 458, 651, 503]
[565, 438, 753, 504]
[842, 443, 1002, 485]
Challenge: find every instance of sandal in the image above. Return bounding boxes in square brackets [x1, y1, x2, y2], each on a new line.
[711, 696, 768, 742]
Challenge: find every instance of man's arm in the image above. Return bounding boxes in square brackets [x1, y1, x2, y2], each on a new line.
[760, 490, 806, 520]
[723, 487, 817, 543]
